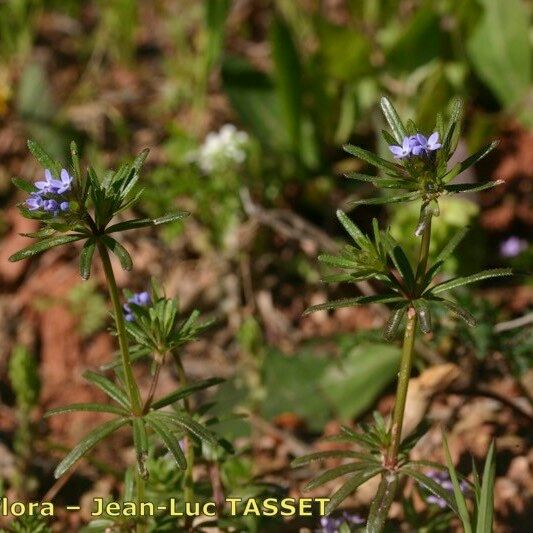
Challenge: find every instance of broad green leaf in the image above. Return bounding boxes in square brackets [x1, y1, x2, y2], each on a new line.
[445, 181, 502, 194]
[305, 462, 377, 491]
[12, 177, 35, 193]
[325, 467, 383, 514]
[402, 468, 459, 514]
[83, 370, 130, 410]
[366, 472, 399, 533]
[54, 418, 128, 478]
[380, 97, 407, 143]
[9, 234, 83, 262]
[101, 235, 133, 271]
[145, 413, 187, 469]
[467, 0, 531, 107]
[304, 295, 403, 315]
[343, 144, 400, 173]
[291, 450, 372, 468]
[429, 268, 513, 295]
[442, 141, 499, 182]
[80, 238, 96, 280]
[477, 441, 496, 533]
[27, 139, 62, 177]
[151, 378, 224, 410]
[435, 227, 469, 264]
[45, 403, 127, 417]
[271, 16, 301, 153]
[444, 436, 472, 533]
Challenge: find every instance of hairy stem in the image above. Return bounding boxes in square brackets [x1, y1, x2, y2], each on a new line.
[97, 242, 145, 533]
[143, 355, 164, 414]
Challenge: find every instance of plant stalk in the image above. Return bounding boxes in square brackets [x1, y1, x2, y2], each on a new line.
[97, 242, 145, 533]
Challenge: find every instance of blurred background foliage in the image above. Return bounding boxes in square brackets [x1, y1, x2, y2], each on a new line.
[0, 1, 531, 529]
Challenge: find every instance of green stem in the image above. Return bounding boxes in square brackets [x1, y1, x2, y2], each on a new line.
[172, 353, 195, 508]
[385, 306, 417, 467]
[416, 216, 432, 283]
[97, 242, 145, 533]
[97, 242, 142, 415]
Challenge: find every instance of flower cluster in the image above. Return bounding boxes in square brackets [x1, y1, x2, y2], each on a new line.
[196, 123, 249, 174]
[26, 169, 73, 216]
[388, 132, 442, 159]
[320, 512, 364, 532]
[421, 470, 469, 509]
[123, 291, 151, 322]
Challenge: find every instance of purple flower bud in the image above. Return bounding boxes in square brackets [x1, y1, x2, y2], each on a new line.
[500, 236, 527, 258]
[43, 199, 59, 215]
[123, 291, 151, 322]
[60, 201, 70, 212]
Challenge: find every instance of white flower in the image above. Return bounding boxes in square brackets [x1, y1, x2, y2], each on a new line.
[196, 124, 249, 173]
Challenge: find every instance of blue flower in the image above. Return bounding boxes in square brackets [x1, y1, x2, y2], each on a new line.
[26, 193, 44, 211]
[35, 169, 56, 193]
[319, 512, 364, 532]
[410, 132, 442, 156]
[51, 169, 74, 194]
[422, 470, 468, 509]
[388, 136, 413, 159]
[500, 236, 527, 258]
[123, 291, 151, 322]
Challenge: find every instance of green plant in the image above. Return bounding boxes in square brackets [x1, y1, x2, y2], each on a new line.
[292, 96, 512, 531]
[9, 140, 223, 532]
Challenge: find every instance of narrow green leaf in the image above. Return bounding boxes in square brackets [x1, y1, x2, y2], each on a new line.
[325, 467, 383, 514]
[146, 414, 187, 469]
[438, 299, 477, 326]
[477, 441, 496, 533]
[392, 246, 415, 292]
[336, 209, 366, 247]
[318, 253, 357, 270]
[54, 418, 128, 478]
[83, 370, 130, 410]
[443, 436, 472, 533]
[101, 235, 133, 271]
[27, 139, 62, 177]
[304, 295, 403, 315]
[12, 177, 35, 193]
[45, 403, 127, 417]
[151, 378, 224, 410]
[305, 462, 377, 491]
[132, 417, 149, 478]
[348, 191, 419, 207]
[157, 411, 217, 447]
[435, 227, 469, 264]
[291, 450, 373, 467]
[380, 97, 407, 143]
[80, 238, 96, 280]
[106, 212, 189, 234]
[429, 268, 513, 295]
[9, 234, 83, 262]
[402, 468, 459, 514]
[413, 299, 432, 333]
[442, 141, 499, 182]
[445, 181, 503, 194]
[343, 144, 400, 173]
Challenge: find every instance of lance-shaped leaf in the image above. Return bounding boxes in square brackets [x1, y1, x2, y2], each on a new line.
[444, 436, 472, 533]
[83, 370, 130, 410]
[435, 227, 469, 265]
[9, 234, 84, 262]
[156, 411, 218, 448]
[80, 238, 96, 280]
[304, 294, 403, 315]
[105, 212, 189, 234]
[413, 299, 432, 333]
[477, 440, 496, 533]
[383, 306, 407, 340]
[101, 235, 133, 271]
[146, 412, 187, 469]
[344, 172, 413, 190]
[45, 403, 127, 417]
[12, 177, 35, 193]
[442, 141, 499, 183]
[291, 450, 373, 467]
[325, 467, 383, 515]
[428, 268, 513, 295]
[348, 191, 420, 207]
[151, 378, 224, 410]
[27, 139, 62, 177]
[402, 467, 459, 514]
[437, 298, 477, 327]
[132, 417, 149, 478]
[444, 181, 503, 194]
[343, 144, 400, 173]
[380, 97, 407, 143]
[305, 461, 378, 491]
[392, 245, 416, 293]
[336, 209, 367, 247]
[54, 417, 128, 478]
